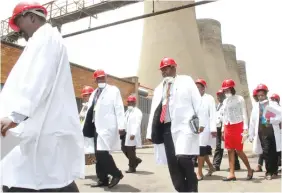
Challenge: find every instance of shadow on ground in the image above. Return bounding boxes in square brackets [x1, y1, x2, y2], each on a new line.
[103, 184, 141, 192]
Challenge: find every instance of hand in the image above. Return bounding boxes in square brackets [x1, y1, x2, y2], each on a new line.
[130, 135, 135, 140]
[221, 132, 224, 141]
[243, 130, 249, 136]
[119, 129, 126, 136]
[0, 117, 18, 137]
[198, 127, 204, 133]
[211, 132, 217, 138]
[146, 138, 152, 143]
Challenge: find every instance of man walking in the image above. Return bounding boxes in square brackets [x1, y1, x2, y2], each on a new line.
[146, 57, 206, 192]
[83, 69, 124, 188]
[0, 2, 84, 192]
[121, 95, 143, 173]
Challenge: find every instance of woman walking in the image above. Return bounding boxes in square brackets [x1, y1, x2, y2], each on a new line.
[220, 79, 254, 181]
[249, 84, 281, 180]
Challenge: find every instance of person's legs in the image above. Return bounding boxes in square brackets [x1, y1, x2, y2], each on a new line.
[197, 146, 207, 180]
[234, 152, 241, 170]
[213, 128, 224, 170]
[222, 149, 236, 181]
[178, 155, 198, 192]
[254, 154, 263, 172]
[126, 146, 138, 173]
[236, 150, 253, 179]
[205, 155, 215, 176]
[163, 123, 186, 192]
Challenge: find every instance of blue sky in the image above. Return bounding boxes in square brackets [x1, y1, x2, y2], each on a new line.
[1, 0, 281, 97]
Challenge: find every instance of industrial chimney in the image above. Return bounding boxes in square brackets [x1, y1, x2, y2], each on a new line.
[137, 1, 209, 89]
[197, 18, 232, 97]
[222, 44, 242, 93]
[237, 60, 252, 117]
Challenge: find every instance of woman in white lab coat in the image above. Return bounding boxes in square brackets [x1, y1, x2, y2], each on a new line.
[79, 86, 96, 165]
[249, 86, 281, 180]
[220, 79, 253, 181]
[270, 93, 282, 173]
[195, 79, 217, 180]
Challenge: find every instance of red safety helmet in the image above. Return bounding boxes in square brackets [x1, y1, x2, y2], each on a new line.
[127, 95, 137, 102]
[216, 89, 224, 95]
[9, 2, 48, 32]
[253, 89, 258, 96]
[255, 84, 268, 92]
[195, 78, 207, 87]
[81, 86, 94, 97]
[93, 69, 106, 79]
[270, 93, 280, 101]
[221, 79, 235, 90]
[159, 57, 177, 69]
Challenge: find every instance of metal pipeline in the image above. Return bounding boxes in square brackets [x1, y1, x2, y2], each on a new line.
[62, 0, 216, 38]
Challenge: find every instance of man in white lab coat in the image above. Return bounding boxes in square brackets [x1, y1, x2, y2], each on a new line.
[195, 79, 217, 180]
[0, 2, 84, 192]
[146, 57, 206, 192]
[121, 95, 143, 173]
[82, 69, 124, 188]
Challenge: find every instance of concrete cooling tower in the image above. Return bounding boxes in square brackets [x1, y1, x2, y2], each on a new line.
[197, 19, 232, 97]
[222, 44, 242, 93]
[138, 1, 209, 89]
[237, 60, 252, 117]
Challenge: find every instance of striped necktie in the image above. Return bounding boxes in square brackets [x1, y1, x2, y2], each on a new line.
[160, 82, 171, 123]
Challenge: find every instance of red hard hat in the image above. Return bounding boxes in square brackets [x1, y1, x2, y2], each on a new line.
[221, 79, 235, 90]
[270, 93, 280, 101]
[253, 89, 258, 96]
[81, 86, 94, 97]
[195, 78, 207, 87]
[160, 57, 177, 69]
[256, 84, 268, 92]
[93, 69, 106, 79]
[9, 2, 47, 32]
[216, 89, 224, 95]
[127, 95, 137, 102]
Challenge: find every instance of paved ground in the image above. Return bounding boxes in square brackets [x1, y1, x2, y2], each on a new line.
[76, 143, 281, 192]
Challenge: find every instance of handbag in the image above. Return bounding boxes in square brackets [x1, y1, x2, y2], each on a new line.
[189, 98, 200, 134]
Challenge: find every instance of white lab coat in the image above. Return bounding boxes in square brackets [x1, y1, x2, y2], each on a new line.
[85, 84, 125, 151]
[199, 94, 217, 148]
[249, 101, 282, 154]
[146, 75, 206, 164]
[124, 107, 143, 147]
[0, 24, 84, 190]
[216, 103, 225, 149]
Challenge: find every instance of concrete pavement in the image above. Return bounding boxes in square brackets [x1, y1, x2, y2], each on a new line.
[76, 143, 281, 192]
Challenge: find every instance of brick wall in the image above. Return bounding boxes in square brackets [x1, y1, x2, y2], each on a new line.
[0, 41, 137, 106]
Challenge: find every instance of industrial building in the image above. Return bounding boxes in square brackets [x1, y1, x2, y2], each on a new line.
[0, 0, 252, 142]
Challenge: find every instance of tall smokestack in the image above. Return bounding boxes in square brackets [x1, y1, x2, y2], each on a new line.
[237, 60, 252, 117]
[137, 1, 209, 89]
[222, 44, 242, 93]
[197, 18, 231, 97]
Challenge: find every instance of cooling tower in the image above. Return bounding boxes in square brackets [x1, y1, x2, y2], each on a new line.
[197, 19, 232, 97]
[237, 60, 252, 117]
[222, 44, 242, 93]
[138, 1, 209, 89]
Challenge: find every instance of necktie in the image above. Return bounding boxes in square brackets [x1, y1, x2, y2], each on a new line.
[92, 89, 102, 122]
[160, 82, 171, 123]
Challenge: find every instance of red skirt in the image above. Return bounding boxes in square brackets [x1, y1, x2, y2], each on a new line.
[224, 122, 244, 151]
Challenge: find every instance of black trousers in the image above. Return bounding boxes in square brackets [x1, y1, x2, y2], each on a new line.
[213, 127, 240, 168]
[258, 125, 278, 175]
[258, 154, 264, 166]
[2, 181, 79, 192]
[121, 134, 141, 168]
[94, 132, 121, 182]
[162, 123, 198, 192]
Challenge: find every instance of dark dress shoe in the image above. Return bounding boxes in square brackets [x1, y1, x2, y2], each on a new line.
[91, 180, 109, 187]
[246, 170, 254, 180]
[108, 174, 124, 188]
[214, 166, 220, 171]
[222, 177, 237, 181]
[126, 168, 136, 173]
